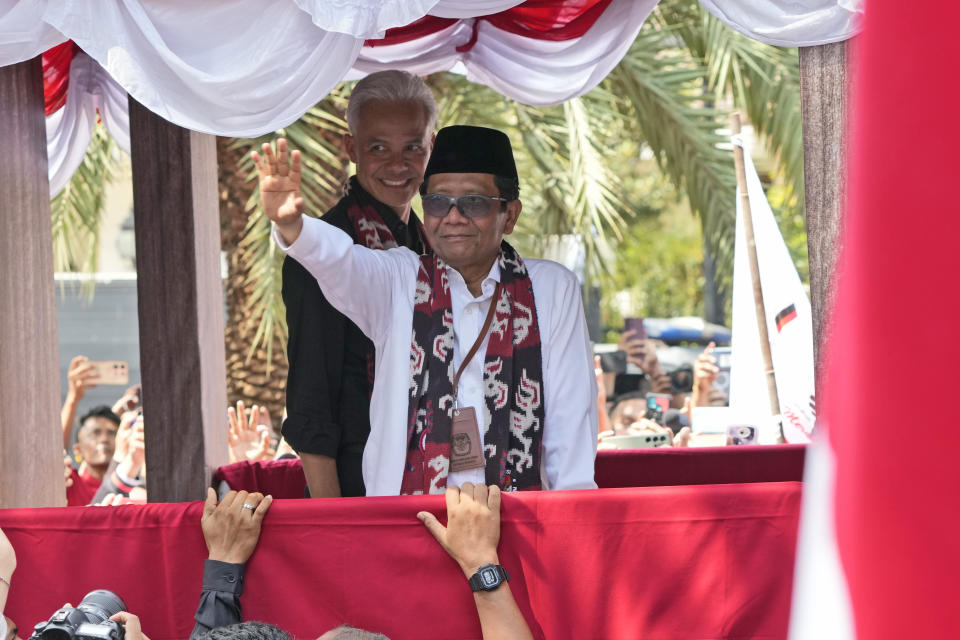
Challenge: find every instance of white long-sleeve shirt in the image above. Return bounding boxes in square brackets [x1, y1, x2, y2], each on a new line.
[277, 216, 598, 495]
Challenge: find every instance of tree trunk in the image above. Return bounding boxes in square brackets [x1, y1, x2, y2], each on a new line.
[218, 137, 288, 421]
[217, 101, 351, 425]
[702, 239, 727, 325]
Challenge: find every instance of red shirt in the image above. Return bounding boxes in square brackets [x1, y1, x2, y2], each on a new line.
[66, 466, 102, 506]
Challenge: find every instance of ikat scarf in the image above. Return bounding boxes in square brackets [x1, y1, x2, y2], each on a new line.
[402, 242, 545, 495]
[343, 177, 429, 388]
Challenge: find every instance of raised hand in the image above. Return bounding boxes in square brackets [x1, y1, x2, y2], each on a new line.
[111, 384, 141, 416]
[66, 355, 98, 400]
[250, 138, 305, 244]
[618, 331, 664, 378]
[692, 342, 723, 407]
[228, 401, 272, 463]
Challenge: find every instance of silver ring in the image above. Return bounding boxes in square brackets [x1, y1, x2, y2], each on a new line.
[241, 504, 256, 511]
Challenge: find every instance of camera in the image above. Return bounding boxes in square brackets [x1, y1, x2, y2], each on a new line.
[30, 589, 127, 639]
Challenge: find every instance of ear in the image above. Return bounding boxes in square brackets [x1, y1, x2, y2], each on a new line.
[502, 199, 522, 235]
[73, 442, 81, 459]
[344, 133, 358, 164]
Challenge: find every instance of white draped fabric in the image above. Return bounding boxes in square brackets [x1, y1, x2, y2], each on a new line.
[43, 0, 364, 137]
[699, 0, 861, 47]
[353, 0, 657, 106]
[46, 50, 129, 197]
[0, 0, 64, 65]
[292, 0, 523, 37]
[0, 0, 862, 188]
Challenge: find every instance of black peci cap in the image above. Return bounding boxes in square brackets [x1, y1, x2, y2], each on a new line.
[424, 125, 518, 181]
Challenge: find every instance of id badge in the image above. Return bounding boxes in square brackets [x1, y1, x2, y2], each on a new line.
[449, 407, 485, 472]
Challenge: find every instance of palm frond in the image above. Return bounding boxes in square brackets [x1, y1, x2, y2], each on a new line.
[231, 88, 352, 367]
[50, 124, 118, 288]
[606, 24, 738, 286]
[662, 2, 805, 197]
[511, 95, 630, 280]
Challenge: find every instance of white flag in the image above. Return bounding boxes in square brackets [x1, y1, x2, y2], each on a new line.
[729, 141, 815, 443]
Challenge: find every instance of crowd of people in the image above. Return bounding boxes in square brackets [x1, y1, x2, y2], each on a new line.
[26, 69, 745, 637]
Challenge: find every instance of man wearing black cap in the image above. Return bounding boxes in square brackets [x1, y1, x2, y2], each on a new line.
[254, 125, 597, 495]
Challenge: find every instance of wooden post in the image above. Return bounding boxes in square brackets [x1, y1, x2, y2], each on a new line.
[128, 97, 228, 502]
[799, 42, 852, 392]
[0, 58, 65, 507]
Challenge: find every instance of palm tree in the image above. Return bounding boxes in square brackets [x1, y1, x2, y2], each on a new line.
[52, 0, 805, 414]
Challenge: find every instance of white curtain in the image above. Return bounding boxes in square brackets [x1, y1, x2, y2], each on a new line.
[354, 0, 657, 106]
[699, 0, 861, 47]
[42, 0, 363, 136]
[0, 0, 864, 166]
[292, 0, 523, 37]
[0, 0, 65, 65]
[46, 50, 129, 197]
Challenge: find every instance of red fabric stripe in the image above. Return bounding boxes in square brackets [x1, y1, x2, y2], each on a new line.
[41, 41, 77, 116]
[364, 0, 613, 48]
[364, 16, 458, 47]
[488, 0, 612, 41]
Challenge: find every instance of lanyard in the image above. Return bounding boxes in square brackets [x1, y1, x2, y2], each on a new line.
[452, 282, 503, 410]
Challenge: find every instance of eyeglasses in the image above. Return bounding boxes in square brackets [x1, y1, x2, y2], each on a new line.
[421, 193, 508, 219]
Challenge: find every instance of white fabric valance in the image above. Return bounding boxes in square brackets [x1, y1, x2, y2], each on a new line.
[46, 50, 129, 197]
[1, 0, 863, 176]
[699, 0, 860, 47]
[293, 0, 524, 37]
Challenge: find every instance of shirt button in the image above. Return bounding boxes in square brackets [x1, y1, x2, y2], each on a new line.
[226, 575, 236, 583]
[466, 307, 474, 315]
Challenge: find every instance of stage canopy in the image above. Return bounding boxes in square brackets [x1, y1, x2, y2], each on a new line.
[0, 0, 860, 195]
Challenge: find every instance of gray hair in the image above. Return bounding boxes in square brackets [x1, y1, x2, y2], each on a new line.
[321, 624, 390, 640]
[346, 70, 437, 135]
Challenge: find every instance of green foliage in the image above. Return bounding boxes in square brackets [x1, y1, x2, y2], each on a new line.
[231, 88, 350, 365]
[600, 183, 707, 341]
[50, 124, 118, 280]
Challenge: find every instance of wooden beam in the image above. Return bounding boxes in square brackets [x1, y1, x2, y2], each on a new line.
[128, 98, 228, 502]
[799, 41, 852, 392]
[0, 58, 64, 508]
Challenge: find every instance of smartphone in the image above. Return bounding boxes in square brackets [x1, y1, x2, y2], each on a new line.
[598, 350, 628, 374]
[597, 432, 671, 450]
[727, 424, 758, 445]
[711, 346, 731, 406]
[623, 317, 646, 340]
[645, 393, 671, 424]
[88, 361, 130, 385]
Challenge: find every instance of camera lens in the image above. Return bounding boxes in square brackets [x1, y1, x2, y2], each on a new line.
[77, 589, 126, 621]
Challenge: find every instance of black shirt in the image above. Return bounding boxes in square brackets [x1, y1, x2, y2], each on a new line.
[281, 177, 425, 496]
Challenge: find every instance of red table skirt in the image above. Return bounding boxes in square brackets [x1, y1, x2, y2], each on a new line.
[216, 445, 807, 499]
[0, 482, 801, 640]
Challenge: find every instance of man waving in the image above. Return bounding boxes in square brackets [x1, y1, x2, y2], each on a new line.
[254, 125, 597, 495]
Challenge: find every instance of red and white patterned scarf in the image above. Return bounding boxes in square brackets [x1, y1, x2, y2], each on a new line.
[401, 242, 545, 494]
[343, 177, 429, 388]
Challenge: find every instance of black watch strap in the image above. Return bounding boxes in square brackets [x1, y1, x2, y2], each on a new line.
[468, 563, 510, 592]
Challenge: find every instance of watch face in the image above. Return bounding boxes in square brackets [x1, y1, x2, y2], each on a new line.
[480, 566, 499, 588]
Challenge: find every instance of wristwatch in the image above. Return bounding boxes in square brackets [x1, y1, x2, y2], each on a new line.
[468, 563, 510, 592]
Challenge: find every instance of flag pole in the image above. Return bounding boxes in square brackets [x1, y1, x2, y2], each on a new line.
[731, 113, 781, 422]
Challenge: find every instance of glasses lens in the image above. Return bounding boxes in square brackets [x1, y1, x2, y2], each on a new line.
[422, 195, 452, 218]
[458, 195, 492, 218]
